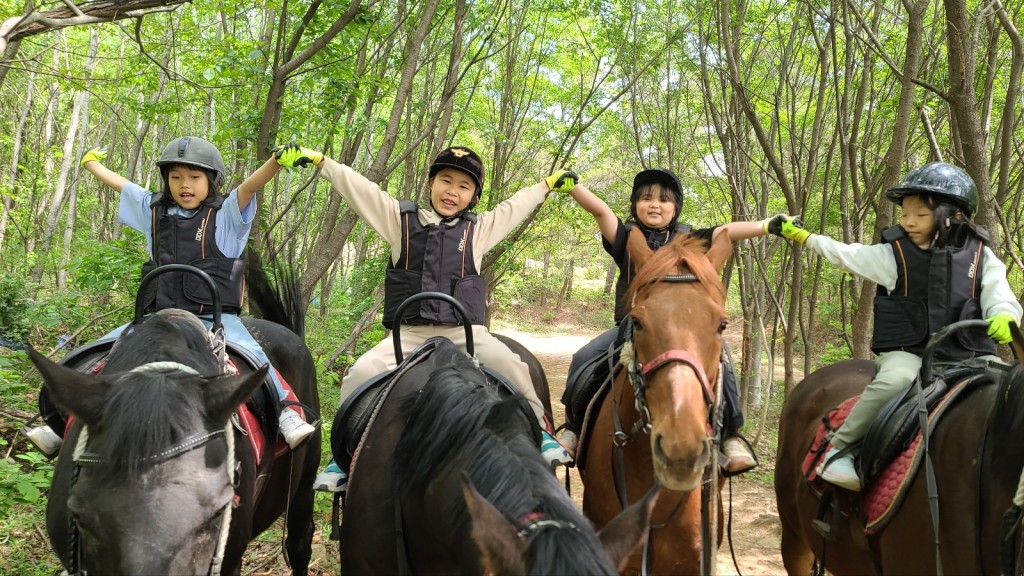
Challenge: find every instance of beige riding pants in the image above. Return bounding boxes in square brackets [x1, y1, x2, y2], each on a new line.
[833, 350, 1001, 449]
[339, 324, 546, 427]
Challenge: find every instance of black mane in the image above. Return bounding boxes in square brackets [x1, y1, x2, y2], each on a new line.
[92, 313, 222, 479]
[394, 340, 614, 574]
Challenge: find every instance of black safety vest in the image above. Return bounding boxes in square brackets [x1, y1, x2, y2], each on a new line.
[612, 221, 694, 322]
[871, 225, 996, 359]
[382, 201, 486, 328]
[144, 195, 245, 315]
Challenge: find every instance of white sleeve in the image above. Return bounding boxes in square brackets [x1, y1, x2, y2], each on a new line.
[804, 234, 898, 291]
[979, 247, 1023, 322]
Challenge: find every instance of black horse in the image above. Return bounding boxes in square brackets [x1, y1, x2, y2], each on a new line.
[339, 337, 655, 574]
[33, 264, 320, 575]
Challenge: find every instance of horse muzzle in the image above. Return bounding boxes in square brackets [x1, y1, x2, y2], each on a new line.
[650, 433, 711, 491]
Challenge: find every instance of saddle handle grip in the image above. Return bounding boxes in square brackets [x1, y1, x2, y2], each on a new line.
[135, 264, 222, 333]
[392, 292, 473, 364]
[920, 319, 990, 382]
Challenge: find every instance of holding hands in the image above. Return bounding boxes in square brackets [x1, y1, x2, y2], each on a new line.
[81, 145, 108, 167]
[273, 142, 324, 168]
[544, 169, 578, 193]
[765, 214, 810, 244]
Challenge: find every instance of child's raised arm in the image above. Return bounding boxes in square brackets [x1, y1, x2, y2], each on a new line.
[236, 142, 324, 212]
[81, 146, 128, 192]
[564, 181, 617, 244]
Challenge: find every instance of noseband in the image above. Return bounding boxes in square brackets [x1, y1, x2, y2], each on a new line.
[66, 361, 237, 576]
[618, 274, 717, 438]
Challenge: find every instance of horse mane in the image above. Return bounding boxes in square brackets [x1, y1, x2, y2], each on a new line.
[93, 314, 223, 480]
[394, 340, 613, 574]
[627, 234, 727, 305]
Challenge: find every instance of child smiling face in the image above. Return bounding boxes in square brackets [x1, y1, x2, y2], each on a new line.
[429, 167, 478, 217]
[633, 183, 678, 229]
[166, 164, 211, 210]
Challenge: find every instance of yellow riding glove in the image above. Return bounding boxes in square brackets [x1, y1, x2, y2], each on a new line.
[273, 142, 324, 168]
[986, 313, 1016, 344]
[544, 169, 578, 193]
[765, 214, 810, 244]
[81, 145, 108, 168]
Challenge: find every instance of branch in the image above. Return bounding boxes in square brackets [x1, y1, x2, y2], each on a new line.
[0, 0, 190, 53]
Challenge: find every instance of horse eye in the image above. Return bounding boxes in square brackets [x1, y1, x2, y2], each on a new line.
[717, 320, 728, 334]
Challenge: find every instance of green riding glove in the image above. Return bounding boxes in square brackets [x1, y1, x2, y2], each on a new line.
[81, 145, 108, 167]
[765, 214, 810, 244]
[273, 142, 324, 168]
[986, 313, 1016, 344]
[544, 169, 578, 193]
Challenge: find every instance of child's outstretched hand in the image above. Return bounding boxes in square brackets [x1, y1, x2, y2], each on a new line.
[765, 214, 810, 244]
[273, 142, 324, 168]
[986, 314, 1016, 344]
[544, 169, 578, 193]
[81, 145, 108, 167]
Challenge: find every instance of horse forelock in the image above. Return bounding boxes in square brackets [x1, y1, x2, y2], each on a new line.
[90, 314, 220, 479]
[628, 235, 726, 307]
[394, 352, 609, 571]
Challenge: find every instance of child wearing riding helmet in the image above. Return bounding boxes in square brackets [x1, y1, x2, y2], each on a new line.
[559, 167, 785, 474]
[275, 145, 579, 492]
[768, 161, 1022, 491]
[72, 137, 318, 450]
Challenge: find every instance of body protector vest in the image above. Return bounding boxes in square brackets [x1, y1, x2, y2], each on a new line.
[613, 221, 692, 322]
[382, 201, 486, 328]
[143, 195, 245, 315]
[871, 225, 996, 359]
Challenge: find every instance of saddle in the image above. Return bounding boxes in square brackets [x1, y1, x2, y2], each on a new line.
[805, 361, 1005, 534]
[42, 328, 285, 456]
[329, 336, 525, 480]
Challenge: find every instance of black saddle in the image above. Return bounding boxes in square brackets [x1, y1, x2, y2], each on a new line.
[857, 359, 1006, 485]
[329, 336, 523, 476]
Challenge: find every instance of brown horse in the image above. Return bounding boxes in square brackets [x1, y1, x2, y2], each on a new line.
[776, 327, 1024, 575]
[580, 229, 733, 574]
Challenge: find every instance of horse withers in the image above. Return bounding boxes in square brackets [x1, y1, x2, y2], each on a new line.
[776, 322, 1024, 575]
[580, 229, 734, 575]
[34, 263, 320, 575]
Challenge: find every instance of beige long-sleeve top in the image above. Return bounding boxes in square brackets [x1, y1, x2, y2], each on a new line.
[319, 158, 550, 267]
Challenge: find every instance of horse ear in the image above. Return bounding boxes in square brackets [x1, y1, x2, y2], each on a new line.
[461, 473, 527, 575]
[626, 225, 654, 270]
[28, 347, 109, 427]
[706, 227, 733, 273]
[597, 483, 659, 571]
[203, 365, 269, 424]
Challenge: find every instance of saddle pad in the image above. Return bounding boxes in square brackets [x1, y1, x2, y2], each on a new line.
[236, 364, 300, 466]
[803, 379, 977, 534]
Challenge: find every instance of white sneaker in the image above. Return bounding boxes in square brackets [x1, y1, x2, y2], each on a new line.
[817, 448, 861, 491]
[557, 428, 579, 458]
[278, 409, 315, 449]
[541, 430, 572, 466]
[24, 424, 62, 457]
[721, 436, 757, 474]
[314, 460, 348, 493]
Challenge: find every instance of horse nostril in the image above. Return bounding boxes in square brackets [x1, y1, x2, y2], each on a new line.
[653, 433, 667, 461]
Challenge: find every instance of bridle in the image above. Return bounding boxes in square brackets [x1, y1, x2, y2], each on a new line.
[610, 273, 724, 576]
[65, 361, 238, 576]
[616, 273, 718, 443]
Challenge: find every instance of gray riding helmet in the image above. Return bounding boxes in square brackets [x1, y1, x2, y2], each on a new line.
[156, 137, 227, 190]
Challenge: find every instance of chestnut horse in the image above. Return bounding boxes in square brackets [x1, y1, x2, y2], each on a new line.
[776, 326, 1024, 575]
[580, 229, 733, 574]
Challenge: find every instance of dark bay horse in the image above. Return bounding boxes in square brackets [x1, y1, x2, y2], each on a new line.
[34, 264, 320, 575]
[339, 337, 657, 574]
[776, 347, 1024, 574]
[580, 229, 734, 574]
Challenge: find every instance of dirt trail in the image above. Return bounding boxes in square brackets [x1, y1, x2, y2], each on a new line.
[499, 329, 786, 575]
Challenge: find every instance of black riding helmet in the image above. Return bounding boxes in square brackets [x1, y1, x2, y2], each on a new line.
[630, 168, 684, 225]
[155, 137, 228, 198]
[885, 162, 978, 217]
[429, 146, 485, 210]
